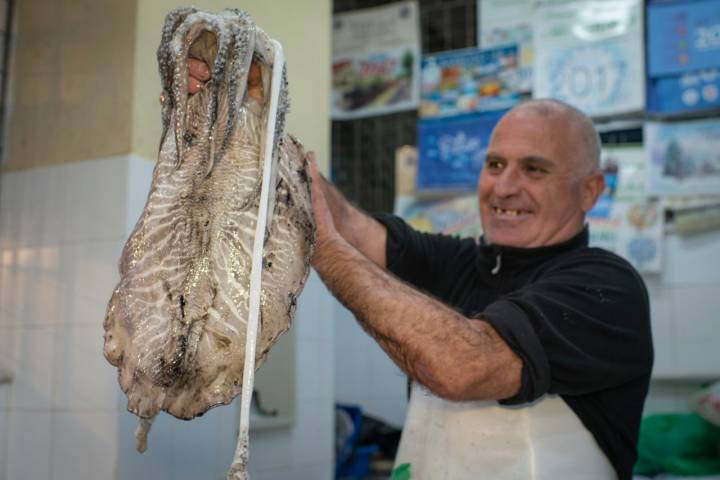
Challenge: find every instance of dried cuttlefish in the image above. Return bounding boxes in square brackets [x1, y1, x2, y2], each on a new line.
[103, 8, 314, 478]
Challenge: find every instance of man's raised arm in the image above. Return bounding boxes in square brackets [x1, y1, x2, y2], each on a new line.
[307, 154, 387, 268]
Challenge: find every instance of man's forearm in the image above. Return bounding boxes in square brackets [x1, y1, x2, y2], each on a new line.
[314, 238, 521, 401]
[316, 176, 386, 267]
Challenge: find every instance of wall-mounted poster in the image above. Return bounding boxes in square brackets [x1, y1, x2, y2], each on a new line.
[478, 0, 534, 92]
[588, 145, 663, 274]
[420, 46, 522, 118]
[533, 0, 645, 117]
[646, 0, 720, 115]
[589, 198, 664, 274]
[647, 68, 720, 115]
[396, 194, 482, 239]
[332, 1, 420, 119]
[647, 0, 720, 77]
[417, 111, 505, 192]
[646, 119, 720, 196]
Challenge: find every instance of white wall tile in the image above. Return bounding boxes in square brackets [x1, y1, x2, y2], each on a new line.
[0, 402, 7, 480]
[17, 168, 49, 247]
[290, 396, 334, 466]
[62, 157, 129, 243]
[51, 411, 117, 480]
[651, 336, 678, 379]
[252, 465, 293, 480]
[7, 326, 56, 410]
[646, 282, 675, 342]
[40, 165, 69, 246]
[296, 339, 332, 403]
[0, 171, 22, 249]
[54, 324, 120, 410]
[6, 411, 53, 480]
[61, 240, 123, 326]
[0, 246, 63, 328]
[289, 462, 332, 480]
[672, 285, 720, 340]
[250, 428, 293, 471]
[664, 232, 720, 285]
[117, 409, 176, 480]
[0, 250, 20, 328]
[676, 339, 720, 377]
[296, 272, 334, 342]
[171, 410, 224, 480]
[0, 327, 16, 410]
[126, 155, 155, 237]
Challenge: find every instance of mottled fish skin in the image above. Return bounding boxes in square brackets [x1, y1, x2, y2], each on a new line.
[103, 9, 314, 422]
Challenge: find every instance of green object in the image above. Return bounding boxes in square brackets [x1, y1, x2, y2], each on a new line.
[391, 463, 411, 480]
[634, 413, 720, 476]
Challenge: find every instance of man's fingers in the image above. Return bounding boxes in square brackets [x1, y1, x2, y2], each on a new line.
[187, 58, 210, 95]
[188, 76, 203, 95]
[306, 152, 323, 183]
[188, 58, 210, 81]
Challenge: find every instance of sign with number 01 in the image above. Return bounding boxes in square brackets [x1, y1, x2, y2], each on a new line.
[533, 0, 644, 118]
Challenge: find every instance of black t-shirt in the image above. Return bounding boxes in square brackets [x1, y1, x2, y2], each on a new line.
[375, 214, 653, 480]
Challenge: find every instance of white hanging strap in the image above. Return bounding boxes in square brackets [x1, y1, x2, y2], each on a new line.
[227, 38, 285, 480]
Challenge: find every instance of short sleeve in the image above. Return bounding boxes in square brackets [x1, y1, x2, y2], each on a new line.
[482, 250, 653, 405]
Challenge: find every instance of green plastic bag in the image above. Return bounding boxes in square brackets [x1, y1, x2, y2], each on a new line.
[391, 463, 411, 480]
[634, 413, 720, 476]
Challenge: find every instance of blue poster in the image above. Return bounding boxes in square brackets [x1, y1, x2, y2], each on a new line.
[647, 0, 720, 77]
[646, 0, 720, 115]
[417, 111, 505, 191]
[647, 68, 720, 114]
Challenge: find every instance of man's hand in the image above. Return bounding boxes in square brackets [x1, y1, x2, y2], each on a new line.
[188, 58, 210, 94]
[186, 57, 263, 99]
[306, 152, 349, 269]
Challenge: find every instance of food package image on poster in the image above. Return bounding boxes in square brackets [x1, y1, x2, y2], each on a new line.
[420, 47, 522, 118]
[533, 0, 645, 117]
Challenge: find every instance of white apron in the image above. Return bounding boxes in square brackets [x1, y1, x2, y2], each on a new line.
[394, 384, 617, 480]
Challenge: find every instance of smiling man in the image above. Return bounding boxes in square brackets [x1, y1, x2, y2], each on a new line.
[309, 99, 653, 480]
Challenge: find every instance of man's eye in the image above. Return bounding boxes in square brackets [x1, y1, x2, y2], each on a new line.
[486, 160, 502, 170]
[525, 165, 545, 175]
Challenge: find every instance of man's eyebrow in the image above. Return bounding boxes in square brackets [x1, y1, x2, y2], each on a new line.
[485, 153, 555, 168]
[520, 155, 555, 168]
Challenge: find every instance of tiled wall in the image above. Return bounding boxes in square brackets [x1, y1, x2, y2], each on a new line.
[334, 228, 720, 427]
[0, 156, 335, 480]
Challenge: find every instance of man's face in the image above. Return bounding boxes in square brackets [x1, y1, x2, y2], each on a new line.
[478, 109, 602, 248]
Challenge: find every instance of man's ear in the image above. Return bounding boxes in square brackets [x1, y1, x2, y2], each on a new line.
[580, 171, 606, 213]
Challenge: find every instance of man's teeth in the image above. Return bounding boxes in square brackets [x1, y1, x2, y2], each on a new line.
[494, 207, 527, 216]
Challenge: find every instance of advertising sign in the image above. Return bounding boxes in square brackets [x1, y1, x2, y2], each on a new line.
[533, 0, 645, 117]
[332, 1, 420, 119]
[420, 46, 522, 118]
[478, 0, 534, 92]
[417, 111, 504, 191]
[646, 119, 720, 196]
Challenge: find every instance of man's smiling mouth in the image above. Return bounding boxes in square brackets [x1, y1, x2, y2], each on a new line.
[492, 206, 532, 217]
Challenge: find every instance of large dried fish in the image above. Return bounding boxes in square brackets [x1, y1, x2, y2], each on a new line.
[103, 7, 314, 452]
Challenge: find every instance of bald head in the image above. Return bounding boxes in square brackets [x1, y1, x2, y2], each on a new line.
[503, 99, 601, 175]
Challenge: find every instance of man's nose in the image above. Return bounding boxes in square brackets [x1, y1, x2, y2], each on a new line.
[494, 167, 521, 197]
